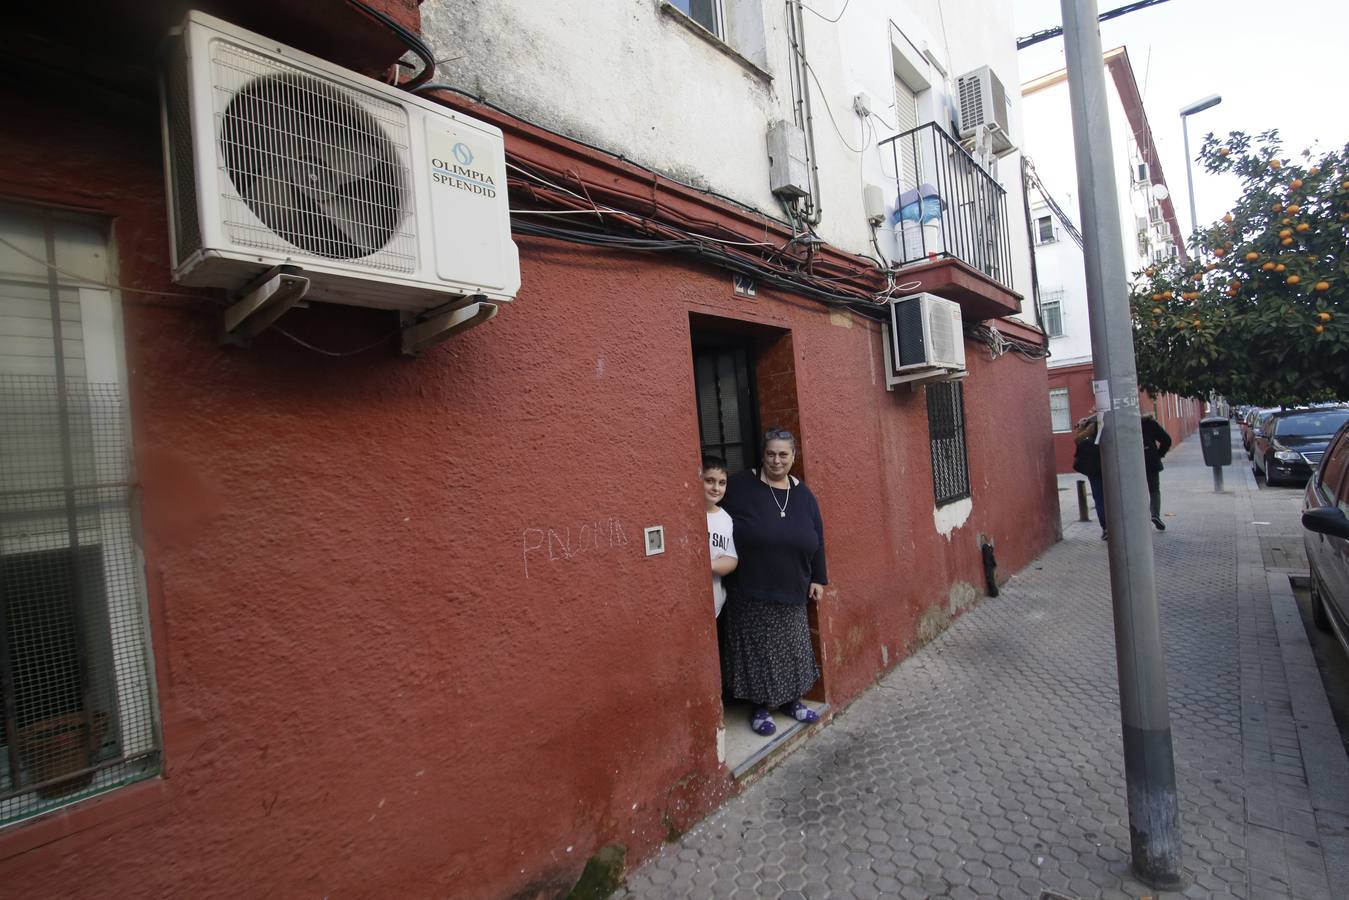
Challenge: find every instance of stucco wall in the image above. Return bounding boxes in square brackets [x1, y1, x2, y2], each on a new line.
[420, 0, 1035, 307]
[0, 76, 1058, 897]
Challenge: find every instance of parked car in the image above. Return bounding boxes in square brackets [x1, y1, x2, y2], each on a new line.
[1252, 407, 1349, 486]
[1303, 420, 1349, 650]
[1242, 406, 1278, 459]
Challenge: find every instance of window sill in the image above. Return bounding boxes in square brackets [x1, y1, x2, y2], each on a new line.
[658, 2, 772, 83]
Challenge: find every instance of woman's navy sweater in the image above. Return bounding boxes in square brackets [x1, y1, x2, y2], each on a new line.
[719, 469, 828, 605]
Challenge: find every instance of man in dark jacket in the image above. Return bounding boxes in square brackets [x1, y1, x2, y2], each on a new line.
[1142, 414, 1173, 530]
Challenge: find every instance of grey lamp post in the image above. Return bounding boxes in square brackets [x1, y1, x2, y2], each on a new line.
[1179, 94, 1222, 236]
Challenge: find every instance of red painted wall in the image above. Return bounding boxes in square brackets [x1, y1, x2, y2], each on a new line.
[1049, 363, 1204, 474]
[0, 81, 1059, 899]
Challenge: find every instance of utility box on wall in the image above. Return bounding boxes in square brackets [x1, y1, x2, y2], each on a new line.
[767, 122, 810, 199]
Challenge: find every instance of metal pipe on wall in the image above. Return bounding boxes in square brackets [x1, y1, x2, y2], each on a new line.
[786, 0, 823, 225]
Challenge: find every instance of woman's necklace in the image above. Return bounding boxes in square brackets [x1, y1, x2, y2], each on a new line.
[764, 472, 790, 517]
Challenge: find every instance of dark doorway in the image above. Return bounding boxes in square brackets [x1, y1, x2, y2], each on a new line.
[691, 334, 760, 475]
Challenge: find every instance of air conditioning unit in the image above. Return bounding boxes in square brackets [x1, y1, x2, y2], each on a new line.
[955, 66, 1014, 157]
[881, 293, 966, 390]
[158, 11, 520, 325]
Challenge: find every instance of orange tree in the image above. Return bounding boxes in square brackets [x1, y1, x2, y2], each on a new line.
[1130, 130, 1348, 406]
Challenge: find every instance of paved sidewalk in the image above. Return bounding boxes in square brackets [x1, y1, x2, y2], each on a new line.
[619, 432, 1349, 899]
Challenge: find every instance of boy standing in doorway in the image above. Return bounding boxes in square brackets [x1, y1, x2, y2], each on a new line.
[702, 456, 738, 616]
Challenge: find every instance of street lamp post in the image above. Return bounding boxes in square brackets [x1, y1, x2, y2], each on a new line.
[1179, 94, 1222, 236]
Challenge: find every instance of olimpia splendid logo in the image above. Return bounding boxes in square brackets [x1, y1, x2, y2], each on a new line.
[431, 141, 497, 198]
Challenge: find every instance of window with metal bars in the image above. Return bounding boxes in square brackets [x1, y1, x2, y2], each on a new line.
[0, 202, 159, 825]
[927, 380, 971, 506]
[692, 342, 759, 475]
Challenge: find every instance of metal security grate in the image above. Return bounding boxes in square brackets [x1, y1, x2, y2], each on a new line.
[0, 206, 158, 825]
[211, 41, 416, 272]
[693, 344, 759, 475]
[927, 380, 971, 506]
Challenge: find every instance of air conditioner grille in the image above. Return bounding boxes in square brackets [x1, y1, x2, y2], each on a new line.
[211, 42, 416, 272]
[957, 75, 984, 130]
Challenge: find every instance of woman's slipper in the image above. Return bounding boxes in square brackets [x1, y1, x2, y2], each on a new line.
[780, 700, 819, 724]
[750, 707, 776, 736]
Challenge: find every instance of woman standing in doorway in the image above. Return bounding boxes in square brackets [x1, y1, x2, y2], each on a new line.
[718, 429, 828, 736]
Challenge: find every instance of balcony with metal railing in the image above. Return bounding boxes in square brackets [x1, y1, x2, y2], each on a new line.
[878, 122, 1021, 319]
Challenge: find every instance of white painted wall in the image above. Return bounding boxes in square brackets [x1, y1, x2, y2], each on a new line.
[421, 0, 1035, 311]
[1020, 53, 1175, 367]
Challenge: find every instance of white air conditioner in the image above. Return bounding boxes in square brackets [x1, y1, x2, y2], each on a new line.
[881, 293, 966, 390]
[158, 11, 520, 317]
[955, 66, 1014, 157]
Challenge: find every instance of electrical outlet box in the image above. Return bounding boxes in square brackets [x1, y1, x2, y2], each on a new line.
[852, 92, 873, 117]
[767, 122, 810, 199]
[863, 184, 885, 225]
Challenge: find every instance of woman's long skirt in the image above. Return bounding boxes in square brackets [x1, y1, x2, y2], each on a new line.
[719, 593, 819, 708]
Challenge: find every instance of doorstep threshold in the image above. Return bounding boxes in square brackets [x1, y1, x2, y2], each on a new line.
[731, 702, 829, 779]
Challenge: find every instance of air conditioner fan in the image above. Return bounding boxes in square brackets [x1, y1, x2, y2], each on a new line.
[219, 72, 408, 261]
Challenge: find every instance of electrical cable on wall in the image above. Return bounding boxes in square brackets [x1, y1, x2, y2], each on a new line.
[1023, 157, 1085, 250]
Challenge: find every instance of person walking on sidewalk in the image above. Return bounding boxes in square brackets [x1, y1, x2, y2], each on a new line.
[1142, 412, 1173, 531]
[1071, 415, 1107, 540]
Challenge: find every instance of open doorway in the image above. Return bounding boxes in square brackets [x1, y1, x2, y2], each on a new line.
[690, 315, 827, 776]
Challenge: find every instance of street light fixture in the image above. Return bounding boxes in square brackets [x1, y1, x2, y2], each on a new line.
[1180, 94, 1222, 237]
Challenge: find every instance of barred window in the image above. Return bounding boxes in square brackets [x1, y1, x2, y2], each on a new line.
[1049, 388, 1071, 432]
[0, 202, 159, 825]
[1040, 288, 1065, 338]
[927, 380, 970, 506]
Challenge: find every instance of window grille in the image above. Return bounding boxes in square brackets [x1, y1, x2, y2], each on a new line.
[693, 344, 758, 475]
[1049, 388, 1071, 432]
[0, 203, 159, 825]
[927, 381, 970, 506]
[1040, 289, 1065, 338]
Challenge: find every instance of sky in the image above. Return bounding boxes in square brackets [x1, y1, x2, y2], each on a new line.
[1012, 0, 1349, 245]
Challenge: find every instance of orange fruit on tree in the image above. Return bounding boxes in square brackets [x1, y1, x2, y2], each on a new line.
[1282, 218, 1293, 225]
[1262, 261, 1277, 271]
[1222, 213, 1234, 223]
[1271, 159, 1282, 170]
[1276, 263, 1287, 272]
[1343, 180, 1349, 189]
[1309, 167, 1320, 176]
[1218, 147, 1230, 156]
[1296, 223, 1310, 233]
[1193, 319, 1202, 326]
[1316, 324, 1326, 334]
[1279, 228, 1293, 238]
[1272, 202, 1284, 212]
[1291, 179, 1304, 189]
[1319, 311, 1334, 321]
[1145, 267, 1156, 277]
[1162, 290, 1173, 299]
[1214, 248, 1226, 257]
[1282, 237, 1295, 246]
[1287, 203, 1301, 214]
[1287, 275, 1301, 285]
[1246, 251, 1259, 261]
[1315, 282, 1331, 293]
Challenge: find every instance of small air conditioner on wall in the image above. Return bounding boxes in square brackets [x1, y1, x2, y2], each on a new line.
[158, 11, 520, 322]
[955, 66, 1014, 157]
[881, 293, 966, 390]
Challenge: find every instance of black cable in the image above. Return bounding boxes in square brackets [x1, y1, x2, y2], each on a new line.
[343, 0, 437, 89]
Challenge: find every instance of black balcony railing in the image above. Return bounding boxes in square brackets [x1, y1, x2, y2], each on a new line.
[878, 122, 1014, 292]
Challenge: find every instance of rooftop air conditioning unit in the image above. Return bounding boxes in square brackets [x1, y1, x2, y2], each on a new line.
[881, 293, 966, 390]
[158, 11, 519, 340]
[955, 66, 1014, 157]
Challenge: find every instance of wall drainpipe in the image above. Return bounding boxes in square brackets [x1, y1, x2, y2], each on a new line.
[786, 0, 823, 225]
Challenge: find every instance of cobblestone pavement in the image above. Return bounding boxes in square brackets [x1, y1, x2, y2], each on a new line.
[619, 433, 1349, 899]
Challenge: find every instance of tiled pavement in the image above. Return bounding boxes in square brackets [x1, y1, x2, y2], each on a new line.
[619, 432, 1349, 898]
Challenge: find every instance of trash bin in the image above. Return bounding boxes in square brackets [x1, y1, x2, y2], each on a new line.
[1199, 417, 1232, 467]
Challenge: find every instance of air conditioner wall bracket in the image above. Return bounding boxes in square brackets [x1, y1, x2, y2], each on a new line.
[221, 264, 310, 346]
[400, 296, 498, 356]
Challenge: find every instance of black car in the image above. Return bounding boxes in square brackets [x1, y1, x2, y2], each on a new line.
[1252, 407, 1349, 486]
[1303, 420, 1349, 653]
[1242, 406, 1278, 459]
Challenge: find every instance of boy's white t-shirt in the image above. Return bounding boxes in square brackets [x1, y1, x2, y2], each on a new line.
[707, 507, 737, 617]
